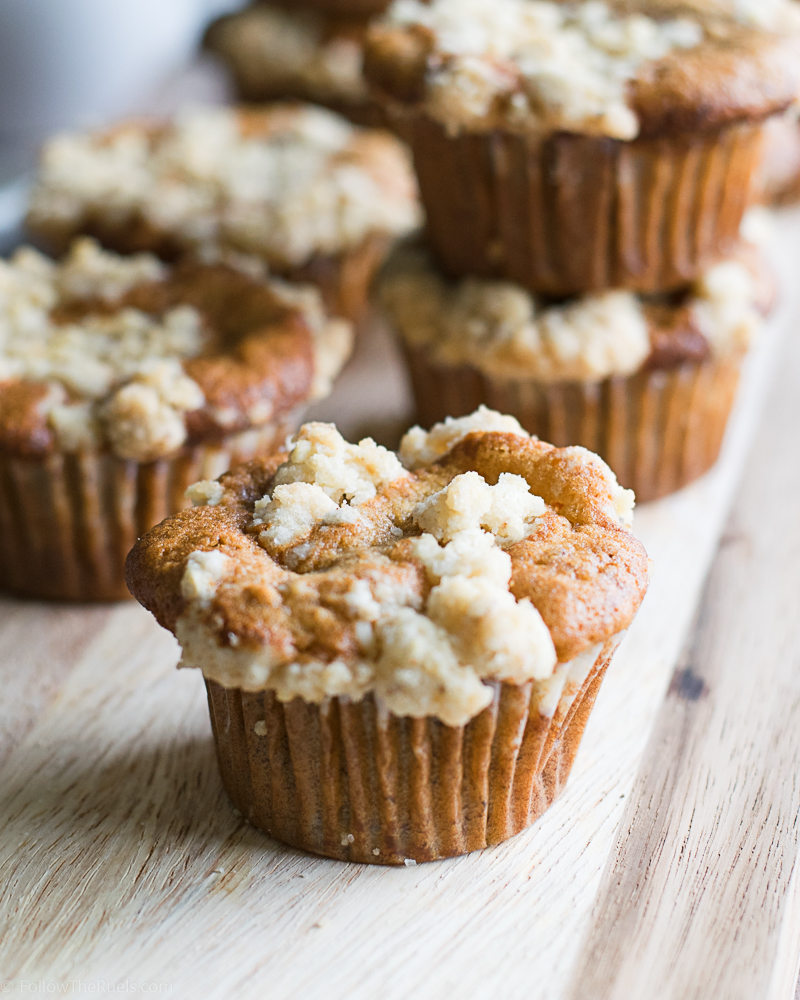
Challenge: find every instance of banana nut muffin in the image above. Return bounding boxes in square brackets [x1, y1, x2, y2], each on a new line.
[381, 239, 773, 501]
[205, 4, 383, 126]
[0, 238, 353, 601]
[126, 407, 649, 863]
[26, 104, 421, 321]
[364, 0, 800, 295]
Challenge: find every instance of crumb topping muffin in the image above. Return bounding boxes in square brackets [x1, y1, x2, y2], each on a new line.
[26, 104, 420, 275]
[380, 241, 773, 382]
[365, 0, 800, 140]
[0, 238, 352, 463]
[127, 408, 647, 727]
[205, 5, 376, 120]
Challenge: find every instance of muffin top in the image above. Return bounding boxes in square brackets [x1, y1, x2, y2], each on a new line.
[0, 239, 352, 461]
[126, 408, 649, 726]
[206, 5, 370, 106]
[26, 104, 420, 268]
[364, 0, 800, 139]
[380, 240, 774, 381]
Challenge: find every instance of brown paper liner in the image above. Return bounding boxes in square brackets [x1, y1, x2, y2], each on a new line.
[0, 424, 288, 601]
[405, 115, 764, 296]
[404, 346, 744, 503]
[205, 637, 619, 864]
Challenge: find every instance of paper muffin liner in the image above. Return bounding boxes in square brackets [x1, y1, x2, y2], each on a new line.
[0, 424, 289, 602]
[404, 346, 744, 503]
[205, 636, 620, 865]
[404, 115, 764, 296]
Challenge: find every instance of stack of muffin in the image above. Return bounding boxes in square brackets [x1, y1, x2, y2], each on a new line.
[368, 0, 799, 501]
[2, 0, 800, 867]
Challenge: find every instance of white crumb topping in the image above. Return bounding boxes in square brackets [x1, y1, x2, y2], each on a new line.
[103, 360, 205, 462]
[212, 5, 368, 105]
[412, 471, 545, 542]
[411, 527, 511, 585]
[47, 401, 99, 452]
[382, 249, 650, 382]
[374, 608, 494, 726]
[273, 421, 409, 504]
[1, 239, 351, 460]
[383, 245, 764, 379]
[399, 405, 528, 469]
[252, 483, 339, 545]
[691, 259, 763, 356]
[56, 235, 166, 301]
[29, 105, 420, 267]
[181, 550, 231, 602]
[250, 422, 407, 548]
[427, 574, 555, 683]
[173, 412, 644, 723]
[382, 0, 702, 138]
[0, 239, 207, 459]
[186, 479, 225, 507]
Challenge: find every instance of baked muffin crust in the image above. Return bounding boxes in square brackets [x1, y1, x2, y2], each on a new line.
[364, 0, 800, 139]
[26, 104, 420, 273]
[0, 239, 352, 461]
[126, 409, 648, 726]
[380, 239, 774, 382]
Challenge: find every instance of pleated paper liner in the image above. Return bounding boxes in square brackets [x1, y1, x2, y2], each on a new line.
[205, 635, 622, 865]
[0, 423, 288, 602]
[404, 114, 764, 297]
[404, 346, 744, 504]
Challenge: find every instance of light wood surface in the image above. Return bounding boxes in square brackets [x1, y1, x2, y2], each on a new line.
[1, 210, 800, 1000]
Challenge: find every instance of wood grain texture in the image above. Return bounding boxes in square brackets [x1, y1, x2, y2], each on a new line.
[0, 210, 799, 999]
[566, 233, 800, 999]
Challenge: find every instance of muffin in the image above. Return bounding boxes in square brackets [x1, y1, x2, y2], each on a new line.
[0, 238, 353, 601]
[26, 104, 420, 321]
[364, 0, 800, 296]
[205, 4, 382, 127]
[126, 408, 649, 863]
[381, 241, 773, 502]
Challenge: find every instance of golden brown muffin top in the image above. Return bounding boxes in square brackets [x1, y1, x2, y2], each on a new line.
[0, 239, 352, 460]
[26, 104, 420, 267]
[364, 0, 800, 139]
[126, 409, 649, 725]
[380, 238, 775, 380]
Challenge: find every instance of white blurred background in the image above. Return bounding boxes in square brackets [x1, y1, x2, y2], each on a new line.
[0, 0, 246, 239]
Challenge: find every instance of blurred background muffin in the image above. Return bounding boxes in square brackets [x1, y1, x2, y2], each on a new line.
[0, 237, 352, 600]
[205, 3, 383, 126]
[26, 104, 421, 321]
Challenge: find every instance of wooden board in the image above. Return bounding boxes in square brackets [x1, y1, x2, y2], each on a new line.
[1, 208, 800, 999]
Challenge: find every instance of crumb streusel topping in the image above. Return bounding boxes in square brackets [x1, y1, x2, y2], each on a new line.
[27, 105, 420, 268]
[0, 239, 352, 461]
[380, 244, 765, 381]
[159, 408, 645, 725]
[368, 0, 800, 139]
